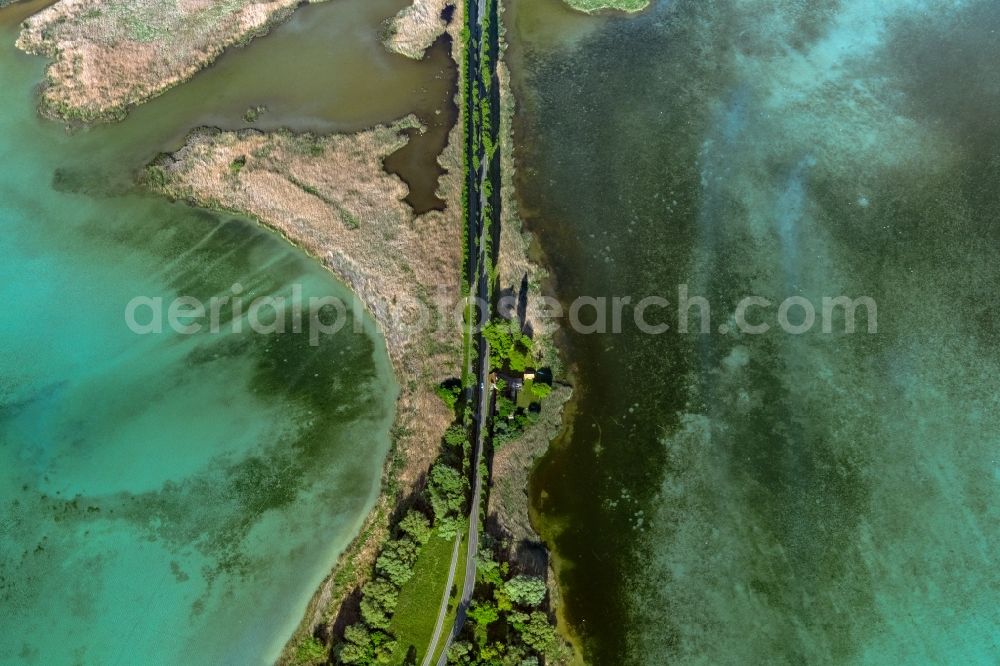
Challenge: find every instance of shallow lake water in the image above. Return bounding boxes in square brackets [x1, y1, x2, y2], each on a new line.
[0, 0, 454, 662]
[509, 0, 1000, 662]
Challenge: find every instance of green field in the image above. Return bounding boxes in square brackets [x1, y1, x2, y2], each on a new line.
[388, 533, 467, 664]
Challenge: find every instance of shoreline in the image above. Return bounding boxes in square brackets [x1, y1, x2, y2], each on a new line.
[13, 0, 575, 659]
[16, 0, 315, 123]
[144, 115, 466, 661]
[495, 1, 584, 660]
[137, 6, 478, 660]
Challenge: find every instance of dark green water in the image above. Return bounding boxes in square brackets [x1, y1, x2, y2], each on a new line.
[0, 0, 453, 662]
[510, 0, 1000, 662]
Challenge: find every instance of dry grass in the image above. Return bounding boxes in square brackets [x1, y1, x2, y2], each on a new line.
[153, 118, 463, 489]
[384, 0, 452, 60]
[16, 0, 305, 121]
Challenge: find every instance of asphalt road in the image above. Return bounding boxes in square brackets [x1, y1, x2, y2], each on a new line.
[422, 0, 495, 663]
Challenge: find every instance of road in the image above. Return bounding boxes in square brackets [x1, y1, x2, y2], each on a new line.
[422, 0, 496, 663]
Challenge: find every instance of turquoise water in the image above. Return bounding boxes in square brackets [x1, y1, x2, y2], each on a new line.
[0, 3, 402, 664]
[511, 0, 1000, 662]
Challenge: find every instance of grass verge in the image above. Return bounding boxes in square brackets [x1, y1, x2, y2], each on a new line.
[429, 536, 469, 665]
[389, 532, 468, 664]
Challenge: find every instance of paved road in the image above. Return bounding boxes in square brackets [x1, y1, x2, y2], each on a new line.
[433, 344, 489, 666]
[423, 0, 495, 663]
[435, 0, 498, 658]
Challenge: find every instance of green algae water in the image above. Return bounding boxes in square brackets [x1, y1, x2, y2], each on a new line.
[509, 0, 1000, 662]
[0, 0, 455, 662]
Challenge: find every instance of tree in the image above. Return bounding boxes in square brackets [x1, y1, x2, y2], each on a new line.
[509, 611, 557, 655]
[477, 642, 506, 663]
[444, 424, 467, 448]
[482, 321, 513, 357]
[338, 626, 397, 665]
[375, 538, 419, 586]
[338, 624, 372, 665]
[339, 640, 369, 665]
[468, 600, 500, 629]
[446, 641, 473, 665]
[505, 575, 547, 608]
[362, 579, 400, 611]
[360, 596, 391, 630]
[369, 631, 397, 665]
[476, 551, 504, 587]
[398, 510, 432, 545]
[359, 579, 399, 630]
[427, 462, 467, 528]
[435, 514, 462, 540]
[482, 320, 535, 372]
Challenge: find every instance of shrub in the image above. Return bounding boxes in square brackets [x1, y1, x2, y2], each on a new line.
[531, 382, 552, 400]
[243, 105, 266, 123]
[444, 424, 467, 448]
[294, 636, 327, 665]
[435, 383, 461, 410]
[229, 155, 247, 175]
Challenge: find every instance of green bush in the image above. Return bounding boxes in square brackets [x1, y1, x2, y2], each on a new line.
[444, 424, 467, 448]
[531, 382, 552, 400]
[435, 383, 461, 410]
[229, 155, 247, 175]
[293, 636, 327, 665]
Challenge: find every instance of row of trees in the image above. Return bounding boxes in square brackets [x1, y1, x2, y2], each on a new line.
[331, 414, 472, 664]
[336, 509, 433, 664]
